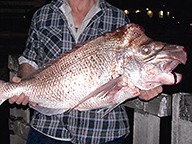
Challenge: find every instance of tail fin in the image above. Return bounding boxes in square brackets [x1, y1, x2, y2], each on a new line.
[0, 80, 6, 105]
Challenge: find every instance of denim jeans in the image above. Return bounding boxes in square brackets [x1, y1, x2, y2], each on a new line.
[27, 127, 125, 144]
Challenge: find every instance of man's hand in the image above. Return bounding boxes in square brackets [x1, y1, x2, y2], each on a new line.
[139, 86, 163, 101]
[8, 77, 36, 107]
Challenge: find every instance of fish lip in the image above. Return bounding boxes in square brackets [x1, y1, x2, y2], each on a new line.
[162, 45, 187, 65]
[171, 71, 178, 84]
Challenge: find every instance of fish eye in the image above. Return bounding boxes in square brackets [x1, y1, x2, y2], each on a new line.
[141, 46, 151, 55]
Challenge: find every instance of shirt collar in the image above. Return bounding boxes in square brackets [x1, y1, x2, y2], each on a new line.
[50, 0, 109, 11]
[51, 0, 64, 10]
[62, 0, 71, 15]
[61, 0, 101, 15]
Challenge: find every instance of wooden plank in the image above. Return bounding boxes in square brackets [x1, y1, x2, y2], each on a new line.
[124, 93, 171, 117]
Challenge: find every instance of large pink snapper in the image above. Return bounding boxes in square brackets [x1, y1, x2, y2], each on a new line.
[0, 24, 187, 115]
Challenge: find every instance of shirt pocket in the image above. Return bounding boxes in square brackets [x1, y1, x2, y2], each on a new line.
[39, 26, 63, 64]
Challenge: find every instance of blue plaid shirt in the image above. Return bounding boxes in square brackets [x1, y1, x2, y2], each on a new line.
[21, 0, 130, 143]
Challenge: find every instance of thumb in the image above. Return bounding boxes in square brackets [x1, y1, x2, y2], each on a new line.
[12, 77, 21, 83]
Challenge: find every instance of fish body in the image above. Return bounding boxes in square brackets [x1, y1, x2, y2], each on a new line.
[0, 24, 187, 115]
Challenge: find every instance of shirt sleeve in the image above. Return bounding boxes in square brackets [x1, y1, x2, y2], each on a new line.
[18, 56, 39, 69]
[20, 12, 43, 67]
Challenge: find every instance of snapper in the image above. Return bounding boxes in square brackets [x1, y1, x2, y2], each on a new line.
[0, 24, 187, 115]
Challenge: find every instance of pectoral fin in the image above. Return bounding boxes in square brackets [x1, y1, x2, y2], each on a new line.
[68, 75, 123, 112]
[102, 103, 121, 117]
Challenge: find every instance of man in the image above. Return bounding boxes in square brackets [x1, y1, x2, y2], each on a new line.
[9, 0, 163, 143]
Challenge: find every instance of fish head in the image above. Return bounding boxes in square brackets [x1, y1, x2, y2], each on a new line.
[122, 24, 187, 90]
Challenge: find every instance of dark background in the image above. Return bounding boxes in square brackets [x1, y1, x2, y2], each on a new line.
[0, 0, 192, 144]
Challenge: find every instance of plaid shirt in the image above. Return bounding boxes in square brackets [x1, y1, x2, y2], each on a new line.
[21, 0, 130, 143]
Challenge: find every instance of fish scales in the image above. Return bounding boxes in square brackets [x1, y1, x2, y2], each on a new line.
[61, 43, 120, 110]
[0, 24, 187, 115]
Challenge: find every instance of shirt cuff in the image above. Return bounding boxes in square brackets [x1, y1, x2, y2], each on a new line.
[18, 56, 39, 70]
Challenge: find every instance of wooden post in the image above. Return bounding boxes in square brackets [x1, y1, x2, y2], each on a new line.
[124, 93, 171, 144]
[133, 109, 160, 144]
[172, 93, 192, 144]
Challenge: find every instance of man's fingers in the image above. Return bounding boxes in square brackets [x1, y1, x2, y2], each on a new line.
[22, 96, 30, 105]
[29, 102, 37, 107]
[139, 86, 163, 101]
[157, 86, 163, 94]
[15, 93, 26, 105]
[9, 94, 34, 106]
[8, 95, 18, 104]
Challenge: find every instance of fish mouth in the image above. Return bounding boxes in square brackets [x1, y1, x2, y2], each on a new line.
[145, 71, 182, 88]
[161, 59, 183, 84]
[161, 59, 182, 73]
[160, 44, 187, 73]
[144, 59, 183, 87]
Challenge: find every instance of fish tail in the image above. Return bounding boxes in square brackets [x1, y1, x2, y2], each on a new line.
[0, 80, 7, 105]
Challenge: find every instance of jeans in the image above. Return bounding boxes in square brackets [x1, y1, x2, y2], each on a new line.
[27, 127, 125, 144]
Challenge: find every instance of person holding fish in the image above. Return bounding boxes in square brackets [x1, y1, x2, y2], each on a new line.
[8, 0, 163, 143]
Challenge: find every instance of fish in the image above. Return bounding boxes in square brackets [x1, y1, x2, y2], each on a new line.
[0, 23, 187, 116]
